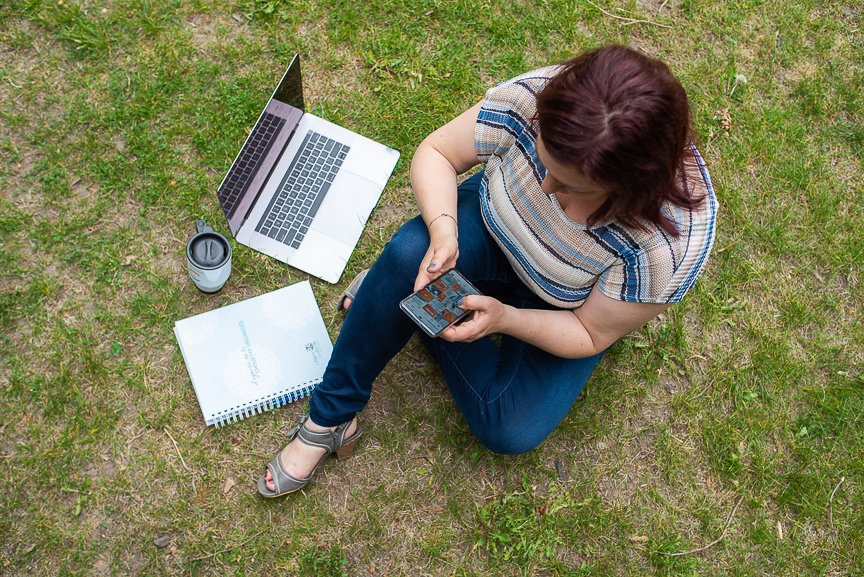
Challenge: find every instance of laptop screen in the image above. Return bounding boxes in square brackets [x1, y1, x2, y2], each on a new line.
[271, 54, 305, 111]
[216, 55, 306, 236]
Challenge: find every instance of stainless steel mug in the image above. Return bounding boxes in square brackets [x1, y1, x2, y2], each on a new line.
[186, 220, 232, 293]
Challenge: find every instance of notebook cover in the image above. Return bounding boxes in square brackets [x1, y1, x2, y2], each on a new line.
[173, 281, 332, 427]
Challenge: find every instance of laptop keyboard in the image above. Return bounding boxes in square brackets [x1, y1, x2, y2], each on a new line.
[255, 131, 349, 249]
[217, 111, 286, 216]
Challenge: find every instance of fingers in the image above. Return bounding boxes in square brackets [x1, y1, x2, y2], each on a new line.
[415, 247, 458, 291]
[455, 295, 487, 312]
[424, 250, 457, 271]
[427, 246, 458, 272]
[440, 317, 483, 342]
[414, 268, 438, 292]
[438, 298, 493, 342]
[438, 324, 466, 342]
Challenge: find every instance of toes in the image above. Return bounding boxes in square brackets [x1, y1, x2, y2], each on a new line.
[264, 468, 275, 491]
[343, 297, 353, 311]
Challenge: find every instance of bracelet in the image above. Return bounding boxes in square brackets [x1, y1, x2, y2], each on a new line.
[427, 213, 457, 230]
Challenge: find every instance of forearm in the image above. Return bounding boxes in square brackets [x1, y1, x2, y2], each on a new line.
[409, 100, 483, 239]
[410, 139, 460, 239]
[498, 306, 603, 359]
[493, 286, 671, 358]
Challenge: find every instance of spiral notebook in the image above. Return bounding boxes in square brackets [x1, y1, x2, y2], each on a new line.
[174, 281, 332, 427]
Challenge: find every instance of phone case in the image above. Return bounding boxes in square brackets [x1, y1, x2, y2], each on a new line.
[399, 270, 482, 338]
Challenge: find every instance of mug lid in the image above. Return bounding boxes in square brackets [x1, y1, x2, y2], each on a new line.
[189, 234, 228, 267]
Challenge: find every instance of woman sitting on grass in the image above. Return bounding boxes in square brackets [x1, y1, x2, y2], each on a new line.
[258, 45, 718, 497]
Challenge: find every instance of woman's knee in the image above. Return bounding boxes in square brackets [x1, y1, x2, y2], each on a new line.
[471, 422, 547, 456]
[376, 217, 429, 273]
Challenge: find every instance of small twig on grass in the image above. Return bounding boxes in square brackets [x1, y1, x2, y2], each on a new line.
[658, 0, 669, 11]
[585, 1, 672, 28]
[434, 556, 458, 569]
[829, 476, 845, 527]
[829, 476, 845, 502]
[652, 495, 744, 556]
[164, 428, 191, 472]
[190, 530, 267, 562]
[716, 239, 741, 253]
[405, 351, 430, 366]
[688, 383, 713, 401]
[326, 307, 340, 332]
[446, 438, 476, 477]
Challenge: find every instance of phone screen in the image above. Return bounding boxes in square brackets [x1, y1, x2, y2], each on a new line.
[400, 270, 482, 337]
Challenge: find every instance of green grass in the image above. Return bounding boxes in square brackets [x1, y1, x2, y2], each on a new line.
[0, 0, 862, 574]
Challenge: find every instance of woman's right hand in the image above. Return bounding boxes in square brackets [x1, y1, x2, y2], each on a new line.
[414, 229, 459, 291]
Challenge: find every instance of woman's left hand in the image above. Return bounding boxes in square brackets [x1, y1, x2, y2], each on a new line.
[439, 295, 510, 342]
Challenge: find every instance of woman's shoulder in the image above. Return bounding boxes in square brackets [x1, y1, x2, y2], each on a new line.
[602, 149, 718, 270]
[495, 65, 564, 88]
[476, 67, 563, 160]
[627, 146, 718, 246]
[595, 179, 718, 304]
[676, 146, 719, 236]
[483, 65, 564, 106]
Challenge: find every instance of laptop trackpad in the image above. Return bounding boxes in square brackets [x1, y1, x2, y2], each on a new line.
[309, 172, 381, 245]
[291, 230, 352, 284]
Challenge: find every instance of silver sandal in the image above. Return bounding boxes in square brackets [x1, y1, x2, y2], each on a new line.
[336, 269, 369, 311]
[257, 415, 362, 498]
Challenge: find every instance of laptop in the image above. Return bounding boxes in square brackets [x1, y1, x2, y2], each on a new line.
[216, 54, 400, 283]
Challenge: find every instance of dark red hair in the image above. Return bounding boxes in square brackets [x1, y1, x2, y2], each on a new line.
[535, 45, 703, 236]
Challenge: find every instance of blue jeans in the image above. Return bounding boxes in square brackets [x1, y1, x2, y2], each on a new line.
[308, 172, 604, 454]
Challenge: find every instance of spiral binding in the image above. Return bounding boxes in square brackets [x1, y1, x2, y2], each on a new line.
[210, 379, 319, 428]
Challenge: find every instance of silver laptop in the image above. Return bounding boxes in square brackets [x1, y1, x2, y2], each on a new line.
[216, 54, 400, 283]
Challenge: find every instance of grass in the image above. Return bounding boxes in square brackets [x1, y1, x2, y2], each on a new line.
[0, 0, 862, 574]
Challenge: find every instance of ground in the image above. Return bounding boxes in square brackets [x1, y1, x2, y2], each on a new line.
[0, 0, 862, 575]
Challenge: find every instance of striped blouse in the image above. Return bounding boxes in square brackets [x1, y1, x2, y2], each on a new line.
[475, 66, 719, 309]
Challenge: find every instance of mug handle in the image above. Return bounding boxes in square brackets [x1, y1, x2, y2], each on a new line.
[196, 219, 214, 234]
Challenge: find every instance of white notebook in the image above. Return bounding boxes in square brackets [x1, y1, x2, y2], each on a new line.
[174, 281, 332, 427]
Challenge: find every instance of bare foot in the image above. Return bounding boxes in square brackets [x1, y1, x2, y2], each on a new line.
[264, 417, 357, 492]
[342, 296, 353, 311]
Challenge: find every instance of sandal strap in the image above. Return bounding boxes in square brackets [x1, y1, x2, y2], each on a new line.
[259, 416, 362, 497]
[337, 269, 369, 311]
[266, 452, 309, 495]
[290, 415, 355, 455]
[344, 269, 368, 301]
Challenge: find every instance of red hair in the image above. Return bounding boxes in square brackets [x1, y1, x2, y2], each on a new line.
[535, 45, 703, 236]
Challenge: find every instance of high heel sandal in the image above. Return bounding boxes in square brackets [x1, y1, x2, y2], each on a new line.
[257, 415, 362, 498]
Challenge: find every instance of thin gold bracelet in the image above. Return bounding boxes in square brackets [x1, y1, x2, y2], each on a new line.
[427, 213, 457, 230]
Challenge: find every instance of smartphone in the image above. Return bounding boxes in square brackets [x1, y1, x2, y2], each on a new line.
[399, 269, 482, 338]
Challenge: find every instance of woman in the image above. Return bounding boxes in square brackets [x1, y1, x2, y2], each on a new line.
[258, 45, 718, 497]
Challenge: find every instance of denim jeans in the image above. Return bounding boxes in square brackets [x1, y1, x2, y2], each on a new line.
[308, 172, 605, 454]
